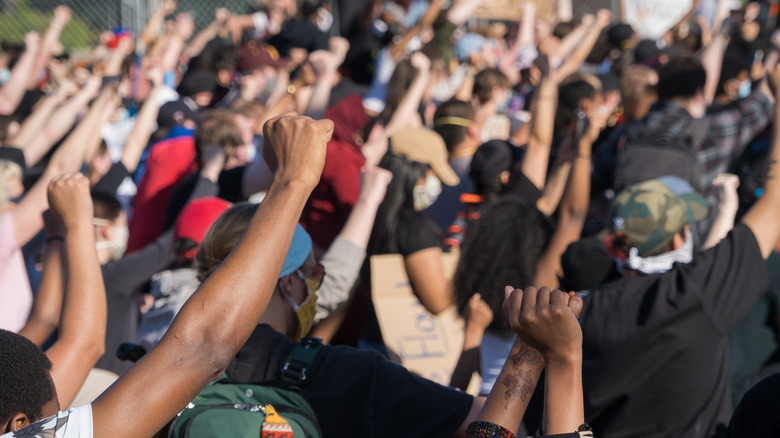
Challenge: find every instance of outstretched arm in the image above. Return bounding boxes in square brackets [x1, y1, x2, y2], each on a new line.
[90, 114, 332, 438]
[43, 173, 107, 409]
[554, 10, 612, 82]
[534, 107, 606, 289]
[0, 32, 41, 114]
[26, 6, 71, 89]
[742, 65, 780, 258]
[384, 52, 431, 137]
[522, 59, 557, 191]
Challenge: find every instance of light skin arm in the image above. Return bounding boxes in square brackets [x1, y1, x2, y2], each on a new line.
[534, 108, 605, 289]
[522, 62, 557, 191]
[447, 0, 485, 26]
[384, 53, 430, 137]
[8, 81, 74, 158]
[305, 38, 350, 120]
[120, 70, 164, 173]
[141, 0, 177, 49]
[0, 32, 41, 114]
[556, 16, 593, 62]
[404, 246, 453, 315]
[181, 8, 230, 65]
[703, 174, 739, 249]
[157, 13, 195, 74]
[741, 65, 780, 259]
[388, 0, 446, 61]
[22, 76, 102, 167]
[90, 114, 332, 438]
[43, 173, 107, 409]
[700, 27, 729, 104]
[450, 293, 492, 391]
[26, 6, 70, 89]
[308, 167, 392, 342]
[554, 10, 612, 83]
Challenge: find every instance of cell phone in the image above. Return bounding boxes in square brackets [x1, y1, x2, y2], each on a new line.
[753, 49, 764, 65]
[574, 110, 589, 139]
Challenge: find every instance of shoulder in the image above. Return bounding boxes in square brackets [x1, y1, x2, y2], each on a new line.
[1, 405, 94, 438]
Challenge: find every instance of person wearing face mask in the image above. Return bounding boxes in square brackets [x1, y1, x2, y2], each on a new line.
[194, 203, 483, 437]
[334, 127, 459, 349]
[90, 158, 222, 376]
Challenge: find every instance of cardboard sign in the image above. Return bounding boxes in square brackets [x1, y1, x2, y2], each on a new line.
[473, 0, 555, 23]
[371, 250, 464, 386]
[623, 0, 695, 39]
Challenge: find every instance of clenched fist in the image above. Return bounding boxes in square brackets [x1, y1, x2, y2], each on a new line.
[47, 173, 93, 230]
[262, 113, 333, 190]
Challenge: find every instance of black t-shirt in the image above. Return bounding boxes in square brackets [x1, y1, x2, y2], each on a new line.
[395, 209, 443, 256]
[727, 373, 780, 437]
[226, 324, 473, 438]
[579, 223, 768, 438]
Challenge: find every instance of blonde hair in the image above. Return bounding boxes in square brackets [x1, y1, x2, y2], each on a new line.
[0, 159, 22, 207]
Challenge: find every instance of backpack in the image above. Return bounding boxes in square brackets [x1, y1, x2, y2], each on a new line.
[169, 337, 324, 438]
[613, 113, 708, 192]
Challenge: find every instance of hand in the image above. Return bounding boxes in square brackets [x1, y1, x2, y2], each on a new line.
[24, 32, 41, 50]
[199, 143, 228, 182]
[288, 48, 309, 71]
[580, 13, 595, 27]
[712, 173, 740, 212]
[410, 52, 431, 73]
[215, 8, 230, 25]
[146, 67, 164, 88]
[82, 75, 103, 99]
[596, 9, 612, 28]
[308, 50, 338, 75]
[361, 124, 389, 168]
[47, 59, 68, 84]
[465, 293, 493, 333]
[53, 79, 79, 99]
[262, 113, 333, 189]
[47, 173, 93, 230]
[175, 13, 196, 40]
[328, 36, 350, 65]
[503, 286, 583, 362]
[358, 166, 392, 206]
[116, 36, 135, 56]
[583, 106, 608, 145]
[162, 0, 177, 15]
[53, 5, 72, 25]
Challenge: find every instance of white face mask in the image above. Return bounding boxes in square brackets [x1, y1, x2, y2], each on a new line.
[738, 79, 751, 99]
[413, 175, 442, 211]
[625, 230, 694, 274]
[94, 218, 129, 261]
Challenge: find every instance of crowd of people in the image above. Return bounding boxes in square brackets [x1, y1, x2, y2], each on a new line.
[2, 0, 780, 436]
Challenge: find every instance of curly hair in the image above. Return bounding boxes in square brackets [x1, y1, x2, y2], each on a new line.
[453, 200, 551, 333]
[0, 329, 56, 425]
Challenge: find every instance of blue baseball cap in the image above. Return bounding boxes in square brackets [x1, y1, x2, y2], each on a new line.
[280, 224, 313, 278]
[455, 33, 487, 62]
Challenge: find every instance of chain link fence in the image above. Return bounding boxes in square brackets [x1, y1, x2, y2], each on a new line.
[0, 0, 257, 50]
[0, 0, 619, 51]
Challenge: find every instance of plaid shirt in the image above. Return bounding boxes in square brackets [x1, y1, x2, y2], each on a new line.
[698, 91, 773, 191]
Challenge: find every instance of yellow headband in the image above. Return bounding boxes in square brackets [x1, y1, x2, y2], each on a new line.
[434, 117, 473, 128]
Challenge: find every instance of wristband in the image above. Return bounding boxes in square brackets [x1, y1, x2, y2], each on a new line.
[46, 233, 65, 243]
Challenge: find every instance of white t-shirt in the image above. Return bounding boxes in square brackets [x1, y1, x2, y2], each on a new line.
[1, 404, 93, 438]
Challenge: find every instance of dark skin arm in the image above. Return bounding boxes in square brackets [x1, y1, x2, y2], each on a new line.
[90, 114, 332, 438]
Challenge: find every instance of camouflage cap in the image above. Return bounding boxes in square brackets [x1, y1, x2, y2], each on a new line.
[610, 179, 708, 256]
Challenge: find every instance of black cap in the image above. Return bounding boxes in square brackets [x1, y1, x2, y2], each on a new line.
[157, 98, 199, 128]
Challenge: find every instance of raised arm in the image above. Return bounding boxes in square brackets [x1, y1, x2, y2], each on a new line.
[305, 37, 350, 120]
[533, 106, 605, 289]
[21, 76, 102, 167]
[25, 6, 71, 89]
[140, 0, 178, 49]
[742, 65, 780, 258]
[388, 0, 446, 61]
[8, 80, 75, 161]
[181, 8, 231, 66]
[469, 287, 584, 437]
[384, 52, 430, 137]
[90, 114, 332, 438]
[703, 174, 739, 249]
[120, 69, 164, 173]
[522, 60, 557, 190]
[0, 32, 41, 114]
[18, 212, 66, 346]
[554, 10, 612, 82]
[42, 173, 107, 409]
[10, 78, 103, 247]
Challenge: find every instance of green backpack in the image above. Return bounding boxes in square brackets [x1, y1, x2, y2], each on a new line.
[168, 338, 324, 438]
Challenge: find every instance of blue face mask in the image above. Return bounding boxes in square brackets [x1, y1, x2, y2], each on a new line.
[738, 79, 751, 99]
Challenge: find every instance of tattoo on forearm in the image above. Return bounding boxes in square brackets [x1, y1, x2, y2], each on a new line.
[502, 370, 534, 410]
[509, 344, 544, 370]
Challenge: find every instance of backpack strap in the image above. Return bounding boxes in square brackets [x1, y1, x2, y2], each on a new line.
[280, 337, 323, 386]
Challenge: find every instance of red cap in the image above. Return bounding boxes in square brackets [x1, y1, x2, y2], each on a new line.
[174, 197, 232, 260]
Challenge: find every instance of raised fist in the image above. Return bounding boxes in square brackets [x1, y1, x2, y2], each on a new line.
[47, 173, 93, 230]
[262, 113, 333, 190]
